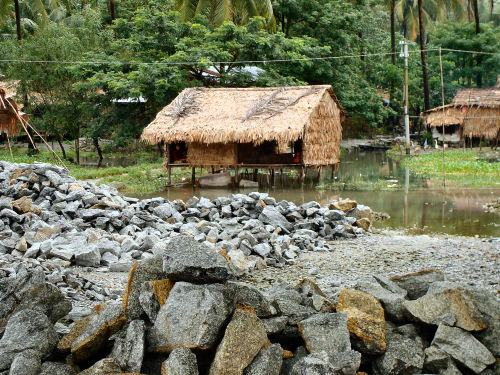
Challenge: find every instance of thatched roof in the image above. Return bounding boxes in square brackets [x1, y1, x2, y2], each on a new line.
[422, 78, 500, 140]
[452, 86, 500, 108]
[0, 81, 27, 136]
[141, 85, 343, 145]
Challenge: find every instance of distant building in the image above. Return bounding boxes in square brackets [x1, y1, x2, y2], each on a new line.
[141, 85, 344, 180]
[423, 77, 500, 145]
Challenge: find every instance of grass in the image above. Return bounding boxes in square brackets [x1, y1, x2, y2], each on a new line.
[400, 149, 500, 188]
[0, 147, 192, 194]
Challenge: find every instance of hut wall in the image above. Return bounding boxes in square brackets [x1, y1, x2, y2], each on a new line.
[462, 107, 500, 140]
[186, 142, 237, 166]
[302, 91, 342, 165]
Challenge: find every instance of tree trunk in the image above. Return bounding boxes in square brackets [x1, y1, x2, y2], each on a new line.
[14, 0, 22, 40]
[109, 0, 116, 20]
[92, 137, 103, 167]
[471, 0, 482, 87]
[390, 0, 396, 65]
[418, 0, 430, 111]
[57, 135, 66, 159]
[75, 126, 80, 165]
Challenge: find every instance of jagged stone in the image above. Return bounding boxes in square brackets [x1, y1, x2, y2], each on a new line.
[161, 347, 199, 375]
[122, 257, 168, 320]
[162, 236, 236, 283]
[111, 320, 145, 373]
[71, 304, 127, 363]
[151, 282, 234, 352]
[209, 308, 268, 375]
[0, 310, 57, 371]
[138, 279, 175, 323]
[404, 288, 486, 331]
[57, 316, 93, 355]
[243, 343, 283, 375]
[431, 324, 495, 374]
[8, 350, 41, 375]
[229, 282, 277, 318]
[76, 358, 121, 375]
[39, 361, 76, 375]
[354, 280, 407, 321]
[390, 269, 444, 300]
[336, 289, 386, 355]
[297, 313, 351, 356]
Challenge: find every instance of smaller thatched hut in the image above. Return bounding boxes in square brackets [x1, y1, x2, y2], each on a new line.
[0, 81, 27, 137]
[141, 85, 344, 183]
[423, 78, 500, 145]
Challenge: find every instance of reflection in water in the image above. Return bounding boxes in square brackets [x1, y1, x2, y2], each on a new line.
[116, 149, 499, 237]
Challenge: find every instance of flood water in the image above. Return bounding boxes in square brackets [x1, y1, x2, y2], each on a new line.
[131, 150, 500, 237]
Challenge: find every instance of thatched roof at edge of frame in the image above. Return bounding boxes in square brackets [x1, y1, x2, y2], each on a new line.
[141, 85, 344, 146]
[452, 85, 500, 108]
[0, 83, 28, 136]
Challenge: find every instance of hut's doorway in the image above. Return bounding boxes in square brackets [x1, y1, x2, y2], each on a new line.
[170, 142, 187, 163]
[236, 140, 302, 164]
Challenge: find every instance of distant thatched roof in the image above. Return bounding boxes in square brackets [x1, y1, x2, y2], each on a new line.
[0, 81, 27, 136]
[452, 86, 500, 108]
[422, 78, 500, 140]
[141, 85, 343, 145]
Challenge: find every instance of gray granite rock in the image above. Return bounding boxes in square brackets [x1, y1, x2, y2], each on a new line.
[373, 326, 424, 375]
[0, 310, 57, 370]
[297, 313, 351, 356]
[162, 235, 236, 283]
[39, 361, 75, 375]
[290, 352, 336, 375]
[229, 282, 278, 318]
[390, 270, 444, 300]
[161, 347, 199, 375]
[8, 350, 41, 375]
[110, 319, 145, 372]
[258, 206, 292, 232]
[151, 282, 234, 351]
[355, 280, 407, 322]
[244, 343, 283, 375]
[431, 324, 495, 374]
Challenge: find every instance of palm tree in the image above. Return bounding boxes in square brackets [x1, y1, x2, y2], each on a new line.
[0, 0, 71, 39]
[174, 0, 275, 27]
[417, 0, 430, 110]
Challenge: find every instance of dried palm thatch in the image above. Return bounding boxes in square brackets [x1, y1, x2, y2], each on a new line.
[141, 85, 344, 165]
[422, 83, 500, 140]
[0, 85, 27, 136]
[167, 87, 201, 122]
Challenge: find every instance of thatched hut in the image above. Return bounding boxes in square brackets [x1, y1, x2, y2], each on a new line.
[423, 79, 500, 145]
[0, 81, 27, 137]
[141, 85, 344, 182]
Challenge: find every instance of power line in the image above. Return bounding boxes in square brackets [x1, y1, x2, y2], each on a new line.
[0, 48, 497, 66]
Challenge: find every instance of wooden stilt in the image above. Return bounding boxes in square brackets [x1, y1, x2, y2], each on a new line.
[235, 166, 239, 186]
[191, 167, 196, 186]
[165, 143, 171, 186]
[6, 133, 13, 159]
[253, 169, 258, 181]
[271, 168, 275, 186]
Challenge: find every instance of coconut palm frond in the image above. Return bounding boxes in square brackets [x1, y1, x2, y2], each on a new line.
[212, 0, 233, 26]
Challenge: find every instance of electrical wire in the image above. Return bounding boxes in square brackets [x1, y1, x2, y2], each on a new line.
[0, 48, 497, 66]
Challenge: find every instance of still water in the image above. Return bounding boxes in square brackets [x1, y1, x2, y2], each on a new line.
[135, 150, 500, 237]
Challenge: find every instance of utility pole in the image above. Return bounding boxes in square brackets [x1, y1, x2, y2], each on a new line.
[400, 41, 410, 155]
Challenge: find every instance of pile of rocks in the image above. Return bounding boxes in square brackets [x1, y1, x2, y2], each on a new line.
[484, 198, 500, 214]
[0, 235, 498, 375]
[0, 161, 372, 272]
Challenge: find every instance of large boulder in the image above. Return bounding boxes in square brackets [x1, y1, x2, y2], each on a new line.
[290, 352, 336, 375]
[0, 282, 71, 330]
[471, 290, 500, 356]
[151, 282, 234, 352]
[373, 326, 424, 375]
[266, 284, 316, 325]
[0, 309, 57, 371]
[390, 269, 444, 300]
[110, 319, 145, 373]
[431, 324, 495, 374]
[336, 289, 386, 355]
[243, 343, 283, 375]
[354, 280, 407, 322]
[209, 308, 268, 375]
[8, 349, 41, 375]
[139, 279, 175, 323]
[122, 256, 169, 320]
[162, 236, 236, 283]
[161, 347, 199, 375]
[297, 313, 351, 356]
[404, 288, 486, 331]
[39, 361, 76, 375]
[71, 304, 127, 363]
[229, 282, 278, 318]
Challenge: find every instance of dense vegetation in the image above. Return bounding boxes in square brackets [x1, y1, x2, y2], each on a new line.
[0, 0, 499, 161]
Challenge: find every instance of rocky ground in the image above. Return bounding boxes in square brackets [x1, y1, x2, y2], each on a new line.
[0, 161, 499, 375]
